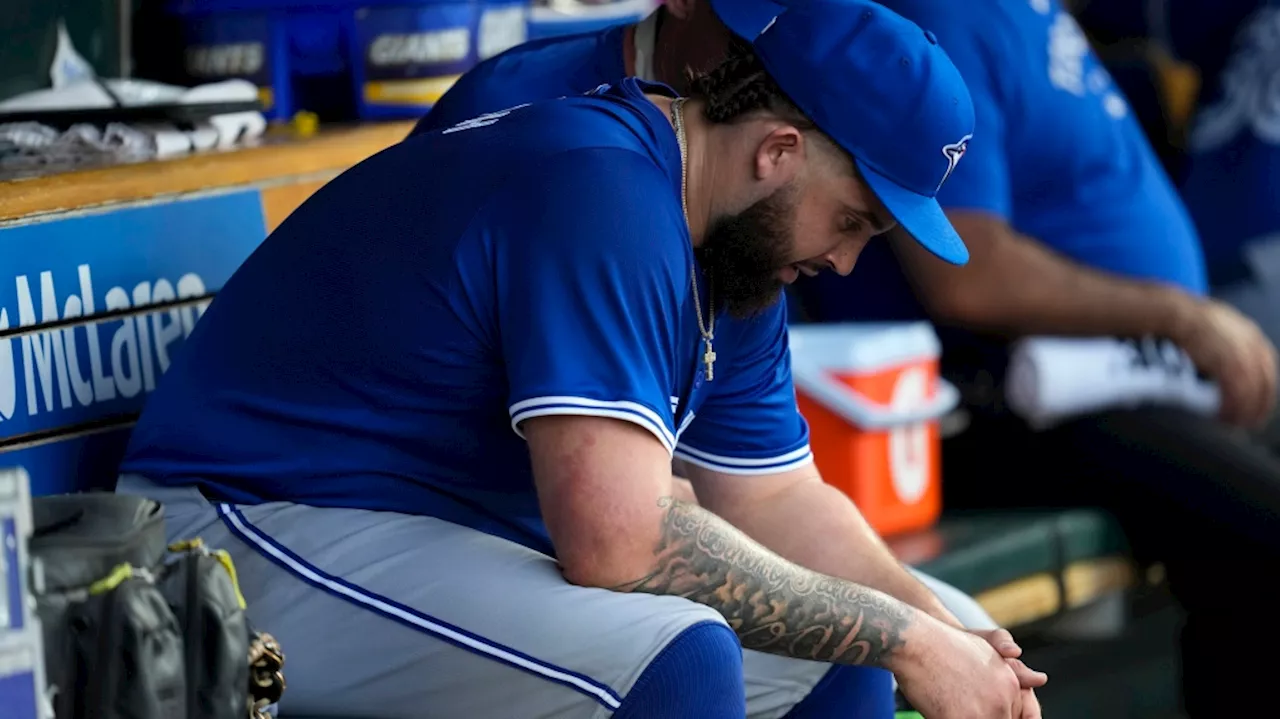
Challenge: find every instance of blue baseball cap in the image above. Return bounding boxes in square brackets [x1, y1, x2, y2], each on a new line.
[708, 0, 787, 40]
[753, 0, 975, 264]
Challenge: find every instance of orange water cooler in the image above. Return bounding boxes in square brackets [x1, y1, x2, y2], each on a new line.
[790, 323, 959, 537]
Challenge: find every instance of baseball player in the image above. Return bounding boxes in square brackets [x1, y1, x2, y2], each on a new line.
[118, 2, 1044, 717]
[414, 0, 1005, 639]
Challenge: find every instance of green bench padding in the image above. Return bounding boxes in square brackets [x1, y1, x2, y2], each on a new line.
[892, 509, 1130, 596]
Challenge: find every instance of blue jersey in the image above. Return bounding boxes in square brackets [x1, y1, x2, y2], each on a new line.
[120, 79, 811, 553]
[797, 0, 1208, 323]
[412, 24, 628, 135]
[1178, 1, 1280, 286]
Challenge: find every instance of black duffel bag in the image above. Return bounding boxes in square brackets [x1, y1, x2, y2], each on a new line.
[31, 493, 185, 719]
[28, 493, 282, 719]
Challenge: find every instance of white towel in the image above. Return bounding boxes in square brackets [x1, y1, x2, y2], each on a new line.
[1004, 336, 1221, 429]
[0, 24, 266, 168]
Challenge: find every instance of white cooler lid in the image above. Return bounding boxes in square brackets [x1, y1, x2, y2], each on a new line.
[789, 321, 941, 374]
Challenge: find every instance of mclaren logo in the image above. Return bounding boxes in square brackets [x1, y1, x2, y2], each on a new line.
[0, 264, 210, 424]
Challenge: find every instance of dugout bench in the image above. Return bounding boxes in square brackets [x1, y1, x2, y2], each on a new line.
[0, 120, 1143, 711]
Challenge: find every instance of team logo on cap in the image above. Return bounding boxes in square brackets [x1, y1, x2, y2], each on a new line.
[938, 134, 972, 191]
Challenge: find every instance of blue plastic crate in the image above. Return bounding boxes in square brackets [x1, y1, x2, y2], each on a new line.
[170, 0, 292, 119]
[351, 0, 527, 119]
[167, 0, 529, 121]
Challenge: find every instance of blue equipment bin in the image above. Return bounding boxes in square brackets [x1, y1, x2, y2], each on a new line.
[167, 0, 529, 121]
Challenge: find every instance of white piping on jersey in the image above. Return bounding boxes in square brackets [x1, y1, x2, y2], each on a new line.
[674, 410, 697, 443]
[668, 396, 696, 442]
[509, 395, 676, 454]
[674, 443, 814, 476]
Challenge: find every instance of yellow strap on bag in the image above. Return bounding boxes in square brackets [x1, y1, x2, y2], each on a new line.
[87, 563, 136, 595]
[168, 538, 204, 552]
[212, 549, 247, 610]
[169, 537, 248, 610]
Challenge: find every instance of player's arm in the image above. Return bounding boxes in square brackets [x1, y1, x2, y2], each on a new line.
[689, 460, 963, 626]
[525, 415, 930, 669]
[671, 303, 1045, 694]
[893, 215, 1197, 339]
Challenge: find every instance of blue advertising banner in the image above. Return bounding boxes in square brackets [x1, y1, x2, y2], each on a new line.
[0, 189, 268, 494]
[2, 428, 134, 496]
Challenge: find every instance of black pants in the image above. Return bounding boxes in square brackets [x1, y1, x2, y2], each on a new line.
[943, 403, 1280, 716]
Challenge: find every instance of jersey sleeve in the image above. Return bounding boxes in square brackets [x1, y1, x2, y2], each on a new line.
[931, 26, 1014, 219]
[492, 148, 685, 454]
[674, 300, 813, 475]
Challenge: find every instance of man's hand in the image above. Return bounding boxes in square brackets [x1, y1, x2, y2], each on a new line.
[1017, 686, 1042, 719]
[970, 629, 1048, 690]
[973, 628, 1021, 657]
[893, 620, 1029, 719]
[1173, 297, 1278, 427]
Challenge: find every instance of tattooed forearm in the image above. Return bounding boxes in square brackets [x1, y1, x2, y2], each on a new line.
[611, 497, 913, 666]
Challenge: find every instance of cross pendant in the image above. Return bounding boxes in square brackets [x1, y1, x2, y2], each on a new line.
[702, 340, 717, 381]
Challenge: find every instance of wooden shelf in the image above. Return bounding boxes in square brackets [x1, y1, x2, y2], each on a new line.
[0, 121, 414, 223]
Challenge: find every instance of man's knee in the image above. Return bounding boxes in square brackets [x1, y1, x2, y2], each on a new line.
[783, 665, 896, 719]
[614, 621, 745, 719]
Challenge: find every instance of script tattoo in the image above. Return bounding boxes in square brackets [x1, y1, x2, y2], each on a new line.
[612, 497, 911, 666]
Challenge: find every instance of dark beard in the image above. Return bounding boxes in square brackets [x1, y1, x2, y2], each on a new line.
[694, 186, 796, 319]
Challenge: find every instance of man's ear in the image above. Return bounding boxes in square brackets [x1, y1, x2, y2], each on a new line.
[753, 126, 805, 184]
[665, 0, 696, 20]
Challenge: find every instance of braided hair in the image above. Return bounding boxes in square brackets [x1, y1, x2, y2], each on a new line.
[686, 38, 816, 129]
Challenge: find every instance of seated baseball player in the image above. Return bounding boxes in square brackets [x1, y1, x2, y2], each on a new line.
[793, 0, 1279, 715]
[116, 2, 1046, 717]
[414, 0, 1002, 636]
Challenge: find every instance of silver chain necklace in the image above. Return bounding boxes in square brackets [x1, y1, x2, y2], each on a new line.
[671, 97, 716, 381]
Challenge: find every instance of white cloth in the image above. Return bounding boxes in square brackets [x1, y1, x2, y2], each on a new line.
[1004, 336, 1221, 429]
[0, 122, 154, 170]
[632, 8, 660, 82]
[0, 22, 265, 171]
